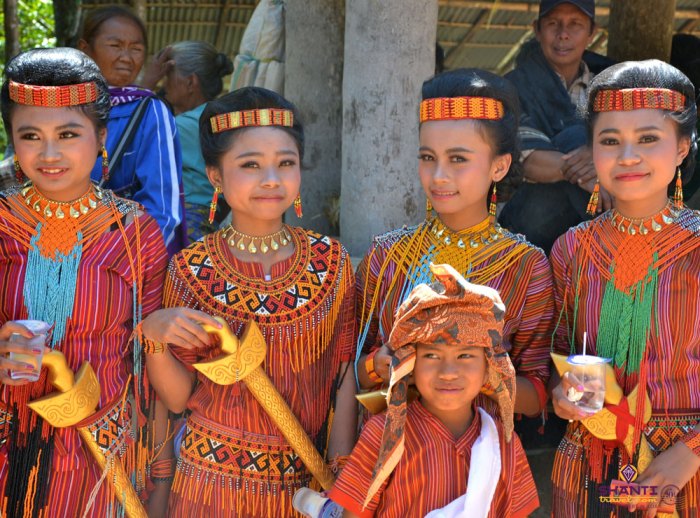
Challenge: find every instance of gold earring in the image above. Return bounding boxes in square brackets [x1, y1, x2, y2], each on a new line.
[208, 186, 222, 224]
[294, 194, 303, 218]
[489, 182, 498, 222]
[586, 181, 600, 216]
[673, 167, 683, 208]
[426, 197, 432, 213]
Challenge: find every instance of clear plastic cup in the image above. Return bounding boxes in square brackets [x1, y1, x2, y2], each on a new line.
[565, 354, 610, 413]
[8, 320, 51, 382]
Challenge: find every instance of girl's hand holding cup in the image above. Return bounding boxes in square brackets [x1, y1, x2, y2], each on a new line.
[0, 320, 51, 386]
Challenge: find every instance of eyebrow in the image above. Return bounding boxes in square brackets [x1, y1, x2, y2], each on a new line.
[597, 125, 662, 136]
[420, 344, 481, 352]
[418, 146, 474, 153]
[16, 122, 87, 132]
[235, 149, 298, 159]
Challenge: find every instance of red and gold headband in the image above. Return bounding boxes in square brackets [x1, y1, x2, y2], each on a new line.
[210, 108, 294, 134]
[593, 88, 686, 113]
[420, 96, 505, 123]
[9, 80, 98, 107]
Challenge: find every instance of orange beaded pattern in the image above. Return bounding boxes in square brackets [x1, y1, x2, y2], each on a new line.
[420, 96, 504, 123]
[9, 80, 98, 107]
[682, 429, 700, 457]
[593, 88, 686, 113]
[210, 108, 294, 134]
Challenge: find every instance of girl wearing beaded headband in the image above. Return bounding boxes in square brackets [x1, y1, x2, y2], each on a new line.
[353, 69, 554, 475]
[550, 59, 700, 517]
[0, 48, 170, 516]
[140, 86, 357, 516]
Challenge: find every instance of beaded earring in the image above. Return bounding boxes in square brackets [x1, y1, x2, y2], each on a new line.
[489, 182, 498, 222]
[294, 194, 303, 218]
[426, 197, 432, 213]
[673, 167, 683, 208]
[209, 186, 222, 224]
[13, 156, 23, 184]
[586, 181, 600, 216]
[101, 146, 109, 182]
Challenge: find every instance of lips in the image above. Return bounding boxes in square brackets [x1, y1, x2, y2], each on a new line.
[615, 172, 649, 181]
[38, 167, 68, 176]
[431, 190, 458, 199]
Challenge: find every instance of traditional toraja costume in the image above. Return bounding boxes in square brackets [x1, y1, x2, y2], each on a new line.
[358, 96, 554, 414]
[550, 88, 700, 517]
[0, 81, 168, 517]
[331, 263, 539, 517]
[163, 107, 356, 517]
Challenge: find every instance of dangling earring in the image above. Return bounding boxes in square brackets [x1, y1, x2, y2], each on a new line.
[294, 194, 303, 218]
[13, 156, 24, 184]
[101, 146, 109, 182]
[426, 197, 432, 213]
[209, 186, 222, 224]
[489, 182, 498, 222]
[673, 167, 684, 208]
[586, 180, 600, 216]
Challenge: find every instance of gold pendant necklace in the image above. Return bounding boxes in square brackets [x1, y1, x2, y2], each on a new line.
[429, 216, 504, 250]
[21, 183, 103, 219]
[225, 225, 293, 254]
[609, 201, 679, 235]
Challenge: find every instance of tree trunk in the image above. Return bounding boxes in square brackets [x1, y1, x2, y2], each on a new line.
[285, 0, 345, 236]
[340, 0, 438, 255]
[53, 0, 82, 47]
[607, 0, 677, 62]
[4, 0, 20, 63]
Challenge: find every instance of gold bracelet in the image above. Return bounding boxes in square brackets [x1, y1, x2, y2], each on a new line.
[143, 337, 167, 355]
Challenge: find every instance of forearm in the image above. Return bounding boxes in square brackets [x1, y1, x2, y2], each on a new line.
[145, 350, 195, 413]
[327, 362, 358, 459]
[523, 150, 566, 183]
[515, 376, 543, 416]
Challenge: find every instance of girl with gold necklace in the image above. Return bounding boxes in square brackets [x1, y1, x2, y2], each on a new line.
[0, 48, 170, 517]
[356, 69, 554, 419]
[140, 87, 357, 517]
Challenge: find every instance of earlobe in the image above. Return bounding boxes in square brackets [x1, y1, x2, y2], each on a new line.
[492, 154, 512, 182]
[677, 137, 691, 165]
[205, 165, 223, 189]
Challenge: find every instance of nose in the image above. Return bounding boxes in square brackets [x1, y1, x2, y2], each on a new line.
[618, 143, 641, 165]
[432, 160, 450, 184]
[437, 359, 459, 380]
[260, 165, 282, 187]
[40, 140, 61, 162]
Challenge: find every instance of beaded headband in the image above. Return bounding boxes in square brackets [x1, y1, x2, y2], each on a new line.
[210, 108, 294, 134]
[420, 96, 505, 123]
[592, 88, 686, 113]
[9, 80, 99, 107]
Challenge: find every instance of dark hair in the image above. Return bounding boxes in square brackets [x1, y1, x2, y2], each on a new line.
[199, 86, 304, 168]
[586, 59, 698, 183]
[1, 48, 111, 136]
[421, 68, 522, 200]
[671, 33, 700, 102]
[171, 41, 233, 101]
[81, 5, 148, 49]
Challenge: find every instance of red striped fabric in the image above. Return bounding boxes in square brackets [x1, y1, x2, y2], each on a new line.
[0, 207, 167, 514]
[357, 226, 554, 399]
[329, 401, 539, 517]
[550, 211, 700, 516]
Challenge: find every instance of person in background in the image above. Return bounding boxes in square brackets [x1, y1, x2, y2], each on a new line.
[500, 0, 614, 253]
[144, 41, 234, 241]
[78, 5, 185, 253]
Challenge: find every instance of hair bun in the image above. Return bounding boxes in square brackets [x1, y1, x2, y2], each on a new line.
[215, 53, 234, 77]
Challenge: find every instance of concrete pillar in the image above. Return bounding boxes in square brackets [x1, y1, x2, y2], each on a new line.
[339, 0, 438, 256]
[607, 0, 677, 62]
[285, 0, 345, 237]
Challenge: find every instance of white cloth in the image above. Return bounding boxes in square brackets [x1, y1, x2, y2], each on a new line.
[424, 408, 501, 518]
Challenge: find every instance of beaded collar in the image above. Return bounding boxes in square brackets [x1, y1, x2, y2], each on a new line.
[608, 202, 679, 235]
[21, 184, 104, 219]
[428, 216, 504, 250]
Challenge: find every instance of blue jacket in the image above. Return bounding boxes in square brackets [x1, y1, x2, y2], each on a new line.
[91, 97, 183, 247]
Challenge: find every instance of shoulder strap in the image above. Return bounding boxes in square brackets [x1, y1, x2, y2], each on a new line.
[101, 97, 153, 187]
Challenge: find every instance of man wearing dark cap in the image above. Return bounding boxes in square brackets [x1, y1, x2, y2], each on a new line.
[500, 0, 614, 253]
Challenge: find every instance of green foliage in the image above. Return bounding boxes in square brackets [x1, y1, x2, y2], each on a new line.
[0, 0, 56, 153]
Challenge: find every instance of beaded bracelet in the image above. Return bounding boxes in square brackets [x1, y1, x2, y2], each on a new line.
[681, 429, 700, 458]
[150, 458, 176, 483]
[365, 349, 383, 384]
[328, 455, 349, 475]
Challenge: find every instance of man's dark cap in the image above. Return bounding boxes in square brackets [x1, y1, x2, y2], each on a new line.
[539, 0, 595, 21]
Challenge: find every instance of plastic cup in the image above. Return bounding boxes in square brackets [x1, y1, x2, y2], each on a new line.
[565, 354, 610, 413]
[8, 320, 51, 382]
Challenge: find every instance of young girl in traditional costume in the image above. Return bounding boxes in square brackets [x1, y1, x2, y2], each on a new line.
[550, 59, 700, 516]
[330, 263, 539, 517]
[141, 86, 357, 517]
[356, 69, 554, 418]
[0, 48, 169, 517]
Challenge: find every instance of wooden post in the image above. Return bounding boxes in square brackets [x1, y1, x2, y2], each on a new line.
[340, 0, 438, 255]
[607, 0, 677, 62]
[53, 0, 82, 47]
[4, 0, 20, 63]
[285, 0, 345, 236]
